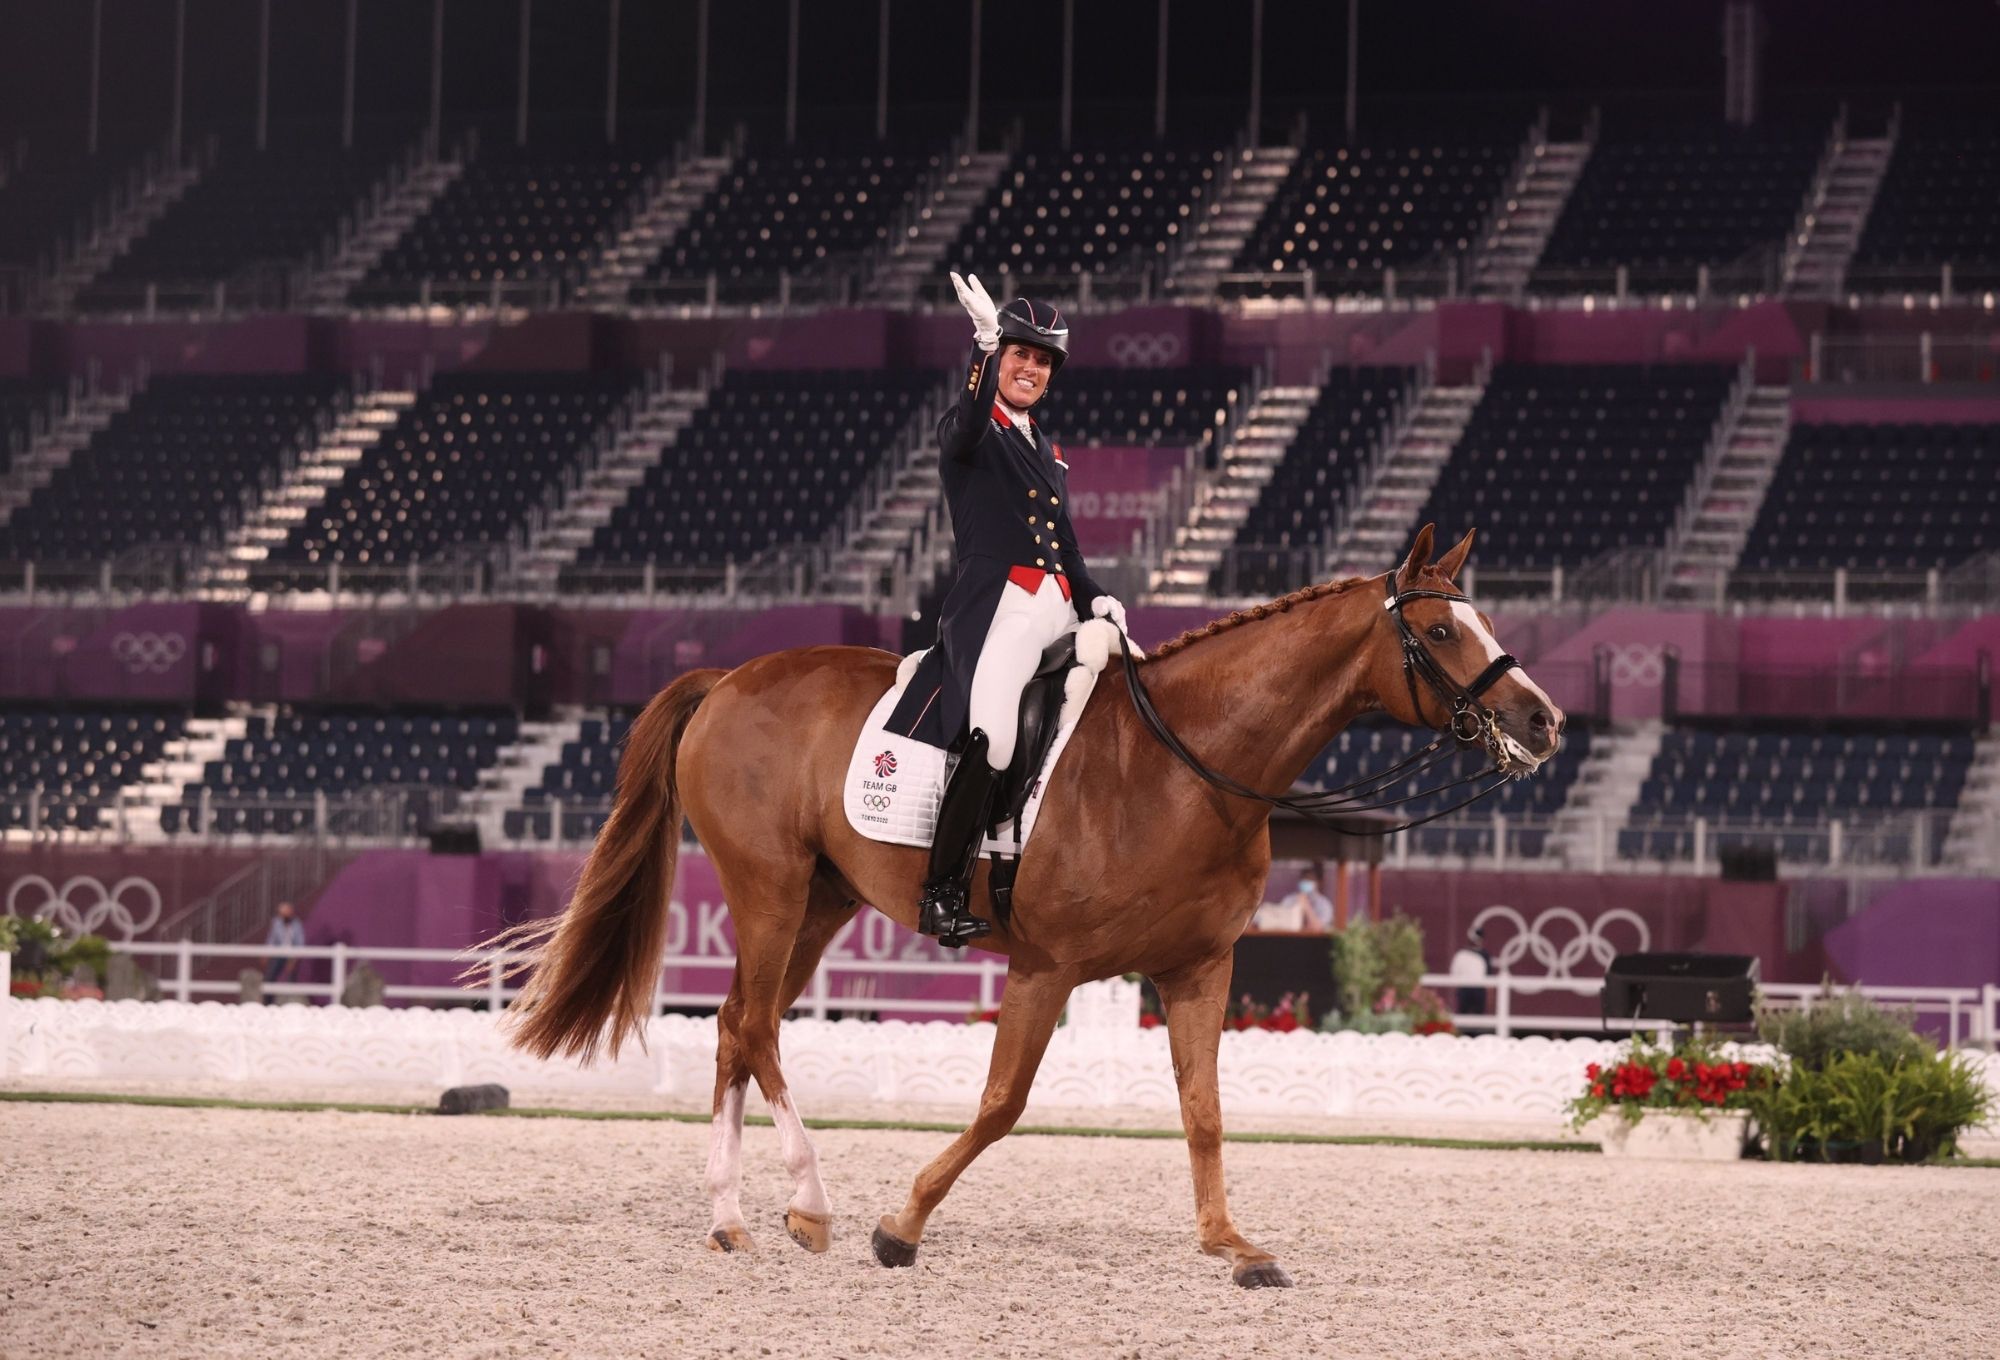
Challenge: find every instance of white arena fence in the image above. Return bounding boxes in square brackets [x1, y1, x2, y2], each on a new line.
[3, 949, 1998, 1133]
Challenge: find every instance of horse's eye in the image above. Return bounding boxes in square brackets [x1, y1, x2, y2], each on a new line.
[1427, 625, 1451, 644]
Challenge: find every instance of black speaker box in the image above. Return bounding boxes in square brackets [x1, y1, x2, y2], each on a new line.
[429, 824, 482, 855]
[1719, 843, 1778, 881]
[1601, 951, 1757, 1024]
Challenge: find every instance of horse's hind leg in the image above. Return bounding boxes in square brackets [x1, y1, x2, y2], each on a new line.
[1156, 950, 1293, 1289]
[705, 1002, 755, 1252]
[873, 964, 1073, 1267]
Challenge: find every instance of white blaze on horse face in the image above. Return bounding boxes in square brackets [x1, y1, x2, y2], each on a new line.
[1449, 602, 1557, 767]
[706, 1082, 748, 1234]
[769, 1093, 832, 1219]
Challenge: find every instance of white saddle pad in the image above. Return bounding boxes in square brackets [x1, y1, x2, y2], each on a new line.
[843, 617, 1132, 855]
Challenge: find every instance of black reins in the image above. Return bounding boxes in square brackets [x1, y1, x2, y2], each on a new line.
[1112, 576, 1526, 835]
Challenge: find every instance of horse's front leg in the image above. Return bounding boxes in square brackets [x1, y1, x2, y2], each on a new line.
[872, 965, 1073, 1267]
[1156, 951, 1294, 1288]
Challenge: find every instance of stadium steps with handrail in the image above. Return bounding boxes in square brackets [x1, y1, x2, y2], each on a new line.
[1544, 721, 1668, 872]
[44, 139, 215, 313]
[813, 386, 952, 608]
[865, 147, 1015, 305]
[1658, 380, 1791, 606]
[121, 712, 254, 843]
[469, 711, 588, 849]
[1144, 380, 1318, 605]
[1782, 114, 1895, 301]
[0, 382, 140, 531]
[296, 134, 470, 310]
[198, 390, 418, 594]
[1322, 362, 1486, 579]
[1165, 144, 1299, 301]
[1942, 734, 2000, 874]
[578, 144, 737, 309]
[1469, 126, 1594, 301]
[505, 372, 717, 591]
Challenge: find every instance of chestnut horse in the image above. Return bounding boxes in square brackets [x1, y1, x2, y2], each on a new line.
[495, 525, 1563, 1288]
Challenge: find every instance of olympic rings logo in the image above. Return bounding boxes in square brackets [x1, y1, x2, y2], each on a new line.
[1604, 645, 1665, 687]
[1469, 904, 1650, 979]
[862, 794, 894, 811]
[110, 631, 188, 674]
[1104, 331, 1183, 367]
[5, 873, 164, 942]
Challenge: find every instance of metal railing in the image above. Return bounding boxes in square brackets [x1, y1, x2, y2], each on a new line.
[1800, 334, 2000, 386]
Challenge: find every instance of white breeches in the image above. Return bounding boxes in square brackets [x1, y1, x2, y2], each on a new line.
[968, 573, 1077, 771]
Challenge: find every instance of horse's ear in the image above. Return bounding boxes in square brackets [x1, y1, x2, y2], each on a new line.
[1396, 524, 1436, 589]
[1435, 527, 1476, 583]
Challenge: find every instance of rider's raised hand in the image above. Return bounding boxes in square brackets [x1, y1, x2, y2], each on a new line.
[951, 270, 1001, 352]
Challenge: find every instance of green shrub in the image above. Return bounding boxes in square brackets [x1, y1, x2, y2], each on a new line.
[1749, 1049, 1993, 1163]
[1328, 916, 1425, 1022]
[1756, 983, 1932, 1072]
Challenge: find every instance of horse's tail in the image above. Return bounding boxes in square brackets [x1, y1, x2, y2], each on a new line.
[482, 668, 725, 1065]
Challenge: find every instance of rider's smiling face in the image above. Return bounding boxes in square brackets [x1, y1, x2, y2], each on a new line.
[997, 343, 1053, 409]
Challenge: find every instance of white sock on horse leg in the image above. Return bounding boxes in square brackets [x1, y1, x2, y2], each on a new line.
[706, 1082, 749, 1233]
[769, 1093, 831, 1219]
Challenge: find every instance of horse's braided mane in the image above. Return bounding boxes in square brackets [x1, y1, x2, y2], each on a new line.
[1144, 574, 1372, 662]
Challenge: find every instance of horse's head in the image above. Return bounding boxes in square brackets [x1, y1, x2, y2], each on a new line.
[1371, 524, 1564, 774]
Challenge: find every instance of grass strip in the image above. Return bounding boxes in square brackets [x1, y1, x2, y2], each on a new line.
[0, 1088, 1589, 1152]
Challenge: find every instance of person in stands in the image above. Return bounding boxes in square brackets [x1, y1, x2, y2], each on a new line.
[263, 900, 306, 1000]
[884, 271, 1128, 947]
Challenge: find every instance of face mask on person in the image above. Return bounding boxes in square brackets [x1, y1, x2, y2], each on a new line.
[1296, 879, 1316, 895]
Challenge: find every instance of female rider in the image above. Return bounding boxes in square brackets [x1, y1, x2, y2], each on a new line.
[883, 272, 1128, 947]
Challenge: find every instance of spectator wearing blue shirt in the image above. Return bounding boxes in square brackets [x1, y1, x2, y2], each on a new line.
[263, 901, 305, 999]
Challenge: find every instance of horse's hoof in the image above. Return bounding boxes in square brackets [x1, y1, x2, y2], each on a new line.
[707, 1226, 754, 1253]
[785, 1208, 832, 1254]
[871, 1221, 919, 1268]
[1233, 1260, 1295, 1289]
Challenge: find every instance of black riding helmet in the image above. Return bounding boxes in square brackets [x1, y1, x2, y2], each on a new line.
[996, 297, 1069, 375]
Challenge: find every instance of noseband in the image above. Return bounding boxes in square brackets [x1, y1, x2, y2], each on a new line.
[1112, 576, 1531, 836]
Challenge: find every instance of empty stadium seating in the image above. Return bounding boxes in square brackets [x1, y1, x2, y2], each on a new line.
[0, 374, 345, 563]
[357, 146, 657, 303]
[161, 709, 517, 836]
[569, 369, 934, 578]
[1531, 125, 1820, 294]
[1228, 138, 1517, 296]
[505, 712, 631, 841]
[259, 371, 635, 584]
[1414, 364, 1735, 569]
[1850, 124, 2000, 293]
[1301, 719, 1594, 859]
[0, 377, 57, 477]
[952, 144, 1227, 282]
[0, 151, 129, 270]
[641, 146, 943, 303]
[1033, 366, 1253, 450]
[1739, 422, 2000, 576]
[76, 147, 394, 308]
[1212, 366, 1416, 597]
[0, 708, 185, 832]
[1619, 726, 1975, 865]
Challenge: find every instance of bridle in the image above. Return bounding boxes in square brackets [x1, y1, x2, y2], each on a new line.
[1112, 574, 1536, 836]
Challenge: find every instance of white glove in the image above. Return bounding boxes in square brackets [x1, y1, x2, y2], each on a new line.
[950, 270, 1001, 352]
[1090, 595, 1128, 631]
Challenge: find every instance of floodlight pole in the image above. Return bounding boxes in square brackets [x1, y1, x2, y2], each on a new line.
[1345, 0, 1359, 142]
[785, 0, 800, 145]
[516, 0, 531, 147]
[1246, 0, 1262, 143]
[876, 0, 890, 140]
[606, 0, 621, 143]
[966, 0, 982, 149]
[1154, 0, 1168, 140]
[256, 0, 271, 152]
[693, 0, 710, 151]
[342, 0, 358, 149]
[1059, 0, 1073, 150]
[429, 0, 445, 155]
[87, 0, 103, 156]
[170, 0, 186, 161]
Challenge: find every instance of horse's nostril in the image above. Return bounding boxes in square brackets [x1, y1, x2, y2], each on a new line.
[1529, 709, 1552, 733]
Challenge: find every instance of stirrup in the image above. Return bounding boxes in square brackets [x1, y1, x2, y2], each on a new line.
[917, 880, 991, 948]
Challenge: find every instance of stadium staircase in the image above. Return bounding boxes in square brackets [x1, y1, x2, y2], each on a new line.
[1166, 145, 1299, 300]
[1781, 119, 1895, 301]
[297, 137, 469, 309]
[579, 149, 736, 308]
[866, 148, 1014, 304]
[201, 390, 417, 593]
[1659, 380, 1791, 605]
[1469, 130, 1593, 301]
[469, 712, 585, 848]
[45, 142, 214, 313]
[507, 376, 715, 591]
[124, 713, 251, 842]
[1544, 721, 1666, 871]
[1942, 733, 2000, 874]
[0, 384, 138, 530]
[1323, 366, 1485, 578]
[1144, 380, 1319, 604]
[815, 386, 954, 607]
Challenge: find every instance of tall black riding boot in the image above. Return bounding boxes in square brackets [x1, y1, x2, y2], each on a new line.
[917, 730, 1001, 948]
